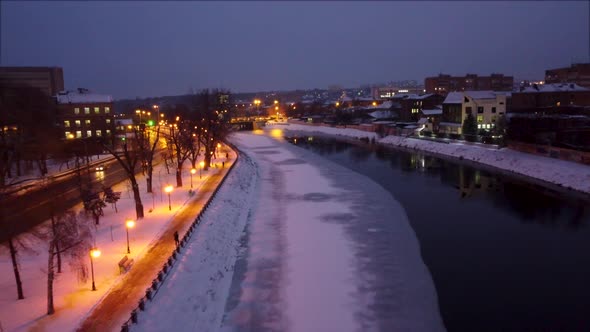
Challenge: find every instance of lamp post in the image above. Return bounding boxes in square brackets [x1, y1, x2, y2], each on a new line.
[89, 248, 101, 291]
[125, 219, 135, 254]
[165, 185, 173, 211]
[153, 104, 159, 121]
[199, 161, 205, 179]
[190, 168, 196, 188]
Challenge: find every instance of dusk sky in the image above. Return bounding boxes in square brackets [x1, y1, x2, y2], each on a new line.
[1, 1, 588, 100]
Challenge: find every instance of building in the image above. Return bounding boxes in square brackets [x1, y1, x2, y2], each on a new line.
[545, 63, 590, 88]
[510, 83, 590, 112]
[371, 86, 425, 99]
[420, 107, 443, 133]
[393, 93, 445, 122]
[56, 88, 115, 141]
[440, 91, 507, 135]
[425, 73, 513, 95]
[0, 67, 64, 96]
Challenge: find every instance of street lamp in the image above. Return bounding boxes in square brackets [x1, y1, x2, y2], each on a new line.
[165, 185, 173, 211]
[125, 219, 135, 254]
[190, 168, 196, 188]
[89, 248, 101, 291]
[153, 104, 160, 120]
[199, 161, 205, 179]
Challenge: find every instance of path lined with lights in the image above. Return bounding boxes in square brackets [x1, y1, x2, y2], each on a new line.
[76, 145, 237, 332]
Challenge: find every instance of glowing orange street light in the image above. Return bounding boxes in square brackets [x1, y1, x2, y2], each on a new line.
[199, 161, 205, 179]
[190, 168, 196, 188]
[125, 219, 135, 254]
[89, 248, 101, 291]
[164, 185, 174, 211]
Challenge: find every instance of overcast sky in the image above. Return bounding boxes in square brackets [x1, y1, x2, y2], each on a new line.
[1, 1, 588, 100]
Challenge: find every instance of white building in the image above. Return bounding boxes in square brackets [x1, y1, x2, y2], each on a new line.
[440, 91, 507, 134]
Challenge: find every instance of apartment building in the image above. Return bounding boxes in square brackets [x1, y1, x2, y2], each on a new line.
[0, 66, 64, 96]
[56, 88, 115, 140]
[440, 91, 507, 134]
[425, 73, 513, 95]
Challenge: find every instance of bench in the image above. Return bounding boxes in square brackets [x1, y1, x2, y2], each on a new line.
[118, 255, 134, 274]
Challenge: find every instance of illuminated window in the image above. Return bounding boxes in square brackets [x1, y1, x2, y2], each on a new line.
[74, 108, 80, 115]
[85, 119, 91, 125]
[105, 107, 110, 113]
[84, 107, 90, 114]
[65, 131, 71, 139]
[75, 120, 81, 127]
[106, 129, 111, 135]
[96, 130, 102, 137]
[94, 107, 100, 114]
[477, 115, 484, 123]
[86, 130, 92, 137]
[106, 119, 111, 124]
[76, 131, 82, 138]
[477, 124, 482, 129]
[64, 120, 70, 128]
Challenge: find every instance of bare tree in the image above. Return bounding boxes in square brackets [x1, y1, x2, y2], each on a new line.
[103, 130, 145, 219]
[43, 210, 93, 315]
[193, 89, 231, 171]
[167, 122, 193, 187]
[137, 125, 161, 193]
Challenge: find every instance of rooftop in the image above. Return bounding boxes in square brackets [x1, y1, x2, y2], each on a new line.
[56, 88, 113, 104]
[518, 83, 589, 93]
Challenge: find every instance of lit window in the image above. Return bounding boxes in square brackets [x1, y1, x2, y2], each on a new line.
[85, 119, 91, 125]
[86, 130, 92, 137]
[75, 120, 81, 127]
[106, 129, 111, 135]
[76, 131, 82, 138]
[106, 119, 111, 124]
[105, 107, 110, 113]
[84, 107, 90, 114]
[64, 120, 70, 128]
[477, 115, 484, 123]
[94, 107, 100, 114]
[65, 131, 71, 139]
[477, 124, 482, 129]
[96, 130, 102, 137]
[74, 108, 80, 115]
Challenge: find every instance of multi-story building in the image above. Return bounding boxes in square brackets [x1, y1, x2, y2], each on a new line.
[0, 66, 64, 96]
[371, 86, 425, 99]
[56, 88, 115, 141]
[545, 63, 590, 88]
[510, 83, 590, 112]
[393, 93, 445, 122]
[440, 91, 507, 134]
[425, 73, 513, 95]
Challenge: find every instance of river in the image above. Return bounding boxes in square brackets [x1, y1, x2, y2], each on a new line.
[284, 132, 590, 331]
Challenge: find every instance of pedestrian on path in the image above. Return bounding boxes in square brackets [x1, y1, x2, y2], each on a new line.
[222, 161, 225, 168]
[226, 152, 229, 159]
[174, 231, 179, 247]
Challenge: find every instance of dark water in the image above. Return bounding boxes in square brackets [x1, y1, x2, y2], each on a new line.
[285, 134, 590, 332]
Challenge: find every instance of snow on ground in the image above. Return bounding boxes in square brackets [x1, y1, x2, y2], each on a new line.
[273, 123, 590, 194]
[221, 131, 444, 331]
[0, 153, 227, 332]
[134, 151, 257, 332]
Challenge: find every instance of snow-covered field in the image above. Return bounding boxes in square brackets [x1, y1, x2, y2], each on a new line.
[138, 130, 445, 331]
[272, 123, 590, 195]
[0, 153, 228, 332]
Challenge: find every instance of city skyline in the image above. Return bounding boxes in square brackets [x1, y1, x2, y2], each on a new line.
[1, 1, 588, 99]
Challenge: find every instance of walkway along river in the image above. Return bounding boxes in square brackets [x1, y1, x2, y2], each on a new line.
[284, 133, 590, 332]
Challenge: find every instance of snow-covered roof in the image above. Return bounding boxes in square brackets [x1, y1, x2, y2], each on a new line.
[369, 110, 396, 119]
[411, 94, 434, 100]
[439, 122, 462, 127]
[56, 89, 113, 104]
[519, 83, 589, 93]
[421, 109, 443, 116]
[443, 92, 463, 104]
[465, 91, 497, 100]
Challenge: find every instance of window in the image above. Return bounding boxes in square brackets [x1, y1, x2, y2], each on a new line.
[466, 107, 472, 114]
[84, 107, 90, 114]
[94, 107, 100, 114]
[106, 129, 111, 135]
[76, 131, 82, 138]
[75, 120, 81, 127]
[477, 115, 484, 123]
[86, 130, 92, 137]
[106, 119, 111, 124]
[64, 120, 70, 128]
[492, 107, 496, 113]
[65, 131, 72, 139]
[477, 107, 484, 114]
[74, 108, 80, 115]
[96, 130, 102, 137]
[105, 107, 110, 114]
[85, 119, 91, 125]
